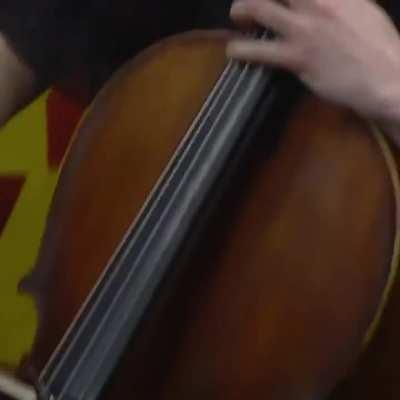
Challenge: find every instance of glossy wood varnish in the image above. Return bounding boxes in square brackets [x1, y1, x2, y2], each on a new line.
[16, 31, 399, 399]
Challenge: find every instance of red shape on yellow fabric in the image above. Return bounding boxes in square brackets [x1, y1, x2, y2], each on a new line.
[0, 176, 25, 236]
[46, 83, 89, 168]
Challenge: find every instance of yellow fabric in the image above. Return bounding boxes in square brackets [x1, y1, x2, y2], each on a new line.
[0, 92, 59, 369]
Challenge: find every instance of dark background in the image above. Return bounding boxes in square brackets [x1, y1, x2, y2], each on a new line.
[0, 0, 233, 90]
[0, 0, 399, 93]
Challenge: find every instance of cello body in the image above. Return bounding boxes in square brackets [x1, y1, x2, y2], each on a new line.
[4, 30, 400, 399]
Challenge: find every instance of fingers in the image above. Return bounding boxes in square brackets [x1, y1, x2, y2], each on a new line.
[226, 38, 302, 71]
[228, 0, 304, 71]
[230, 0, 298, 37]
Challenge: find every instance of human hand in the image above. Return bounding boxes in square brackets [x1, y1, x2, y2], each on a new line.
[227, 0, 400, 124]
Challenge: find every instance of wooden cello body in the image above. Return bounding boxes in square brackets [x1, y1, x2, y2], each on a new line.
[3, 30, 400, 399]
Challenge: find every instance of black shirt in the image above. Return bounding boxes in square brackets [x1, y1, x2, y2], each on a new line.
[0, 0, 233, 89]
[1, 0, 399, 89]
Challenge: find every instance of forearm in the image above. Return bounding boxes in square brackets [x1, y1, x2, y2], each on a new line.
[0, 34, 36, 126]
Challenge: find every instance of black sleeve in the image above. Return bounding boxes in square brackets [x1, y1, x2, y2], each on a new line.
[0, 0, 99, 87]
[0, 0, 233, 89]
[382, 0, 400, 26]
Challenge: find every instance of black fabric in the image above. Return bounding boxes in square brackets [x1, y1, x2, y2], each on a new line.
[0, 0, 233, 88]
[2, 0, 399, 89]
[382, 0, 400, 24]
[0, 0, 98, 84]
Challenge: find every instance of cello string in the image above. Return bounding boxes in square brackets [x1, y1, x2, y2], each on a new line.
[58, 60, 255, 400]
[43, 34, 265, 394]
[63, 60, 256, 400]
[40, 57, 243, 387]
[44, 31, 269, 396]
[47, 32, 268, 396]
[40, 56, 239, 385]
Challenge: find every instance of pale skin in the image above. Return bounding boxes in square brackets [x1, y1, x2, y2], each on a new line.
[226, 0, 400, 146]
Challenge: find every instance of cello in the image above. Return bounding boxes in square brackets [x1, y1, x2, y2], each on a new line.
[2, 8, 400, 400]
